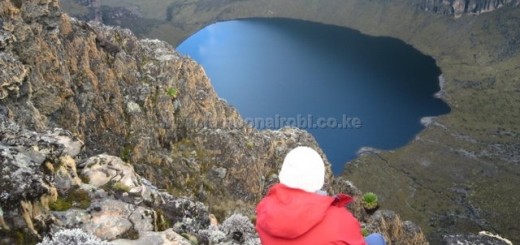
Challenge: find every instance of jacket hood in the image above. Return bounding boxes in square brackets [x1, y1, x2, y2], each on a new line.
[256, 184, 352, 239]
[279, 146, 325, 192]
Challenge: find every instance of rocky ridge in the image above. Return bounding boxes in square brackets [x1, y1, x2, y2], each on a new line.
[416, 0, 520, 18]
[0, 0, 429, 244]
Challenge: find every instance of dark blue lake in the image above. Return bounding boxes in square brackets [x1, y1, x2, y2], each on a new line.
[177, 18, 450, 174]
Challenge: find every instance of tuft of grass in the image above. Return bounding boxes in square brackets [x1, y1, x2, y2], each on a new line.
[49, 197, 73, 211]
[155, 209, 172, 231]
[120, 146, 133, 162]
[362, 228, 369, 237]
[112, 181, 131, 193]
[245, 141, 254, 149]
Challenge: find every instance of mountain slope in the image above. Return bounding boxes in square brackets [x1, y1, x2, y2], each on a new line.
[59, 0, 520, 243]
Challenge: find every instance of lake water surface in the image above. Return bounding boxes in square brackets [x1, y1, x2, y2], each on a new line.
[177, 18, 450, 174]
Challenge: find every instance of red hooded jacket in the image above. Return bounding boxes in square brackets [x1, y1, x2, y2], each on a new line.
[256, 184, 367, 245]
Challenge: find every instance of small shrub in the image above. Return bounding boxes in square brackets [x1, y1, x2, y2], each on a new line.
[246, 141, 254, 149]
[362, 192, 379, 210]
[197, 229, 226, 244]
[37, 228, 112, 245]
[221, 214, 257, 243]
[166, 87, 178, 98]
[119, 147, 132, 162]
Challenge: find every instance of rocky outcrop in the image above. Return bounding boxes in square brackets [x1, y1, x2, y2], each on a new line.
[0, 114, 412, 245]
[0, 115, 260, 244]
[332, 177, 429, 245]
[443, 231, 513, 245]
[416, 0, 520, 18]
[0, 114, 83, 240]
[0, 0, 333, 209]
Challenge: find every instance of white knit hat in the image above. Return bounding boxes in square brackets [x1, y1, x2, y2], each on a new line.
[279, 146, 325, 193]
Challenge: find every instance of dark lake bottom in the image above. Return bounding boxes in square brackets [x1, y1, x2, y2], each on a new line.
[177, 18, 450, 174]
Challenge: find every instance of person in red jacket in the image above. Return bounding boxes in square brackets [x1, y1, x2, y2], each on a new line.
[255, 146, 386, 245]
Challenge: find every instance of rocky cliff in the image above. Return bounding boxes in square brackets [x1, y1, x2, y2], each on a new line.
[0, 0, 431, 244]
[0, 0, 327, 211]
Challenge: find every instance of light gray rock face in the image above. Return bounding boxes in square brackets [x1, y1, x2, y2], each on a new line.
[54, 199, 154, 240]
[443, 232, 513, 245]
[112, 229, 191, 245]
[0, 114, 255, 244]
[0, 114, 84, 241]
[80, 154, 170, 207]
[81, 155, 142, 191]
[417, 0, 520, 17]
[0, 114, 82, 210]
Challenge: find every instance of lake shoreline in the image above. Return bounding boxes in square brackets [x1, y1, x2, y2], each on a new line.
[178, 18, 450, 174]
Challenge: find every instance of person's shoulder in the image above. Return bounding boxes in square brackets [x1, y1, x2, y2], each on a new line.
[332, 194, 353, 207]
[327, 204, 351, 215]
[326, 204, 358, 224]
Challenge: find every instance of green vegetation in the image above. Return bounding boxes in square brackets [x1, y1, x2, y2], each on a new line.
[155, 209, 173, 231]
[166, 87, 178, 98]
[112, 181, 131, 193]
[80, 174, 91, 184]
[245, 140, 254, 149]
[49, 196, 73, 211]
[120, 146, 133, 162]
[50, 188, 91, 211]
[361, 228, 369, 237]
[181, 233, 198, 245]
[0, 229, 40, 245]
[362, 192, 379, 210]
